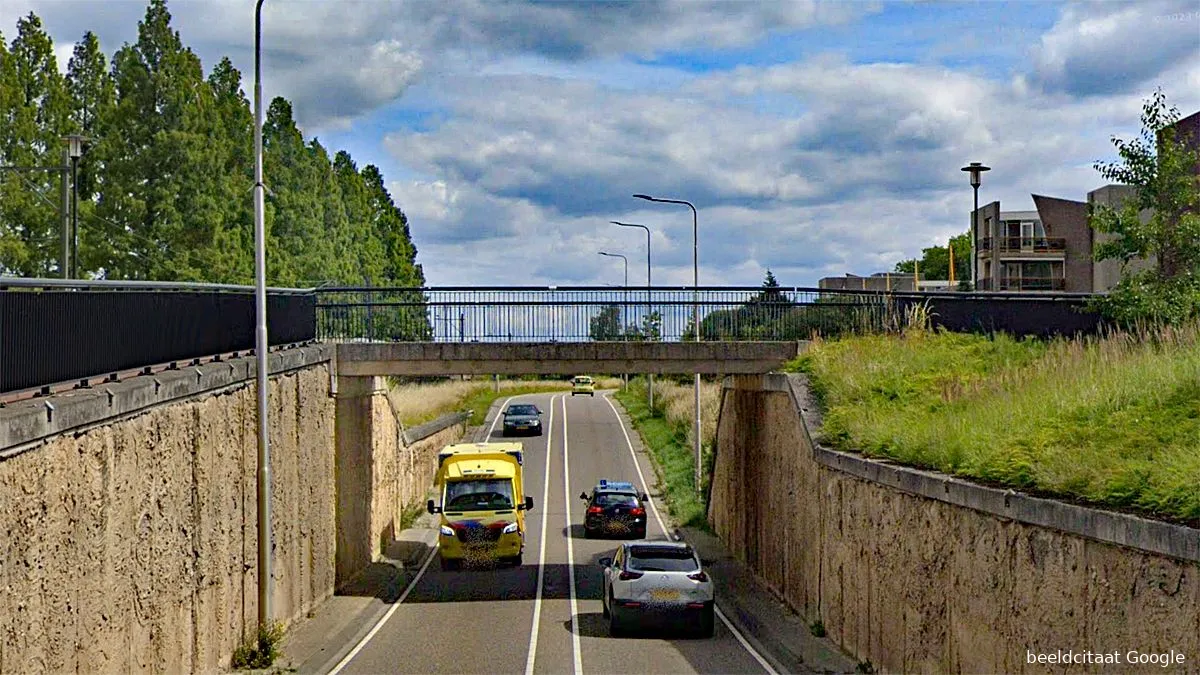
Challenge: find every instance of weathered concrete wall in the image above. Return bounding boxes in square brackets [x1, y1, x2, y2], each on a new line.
[335, 375, 466, 585]
[710, 374, 1200, 674]
[0, 346, 336, 675]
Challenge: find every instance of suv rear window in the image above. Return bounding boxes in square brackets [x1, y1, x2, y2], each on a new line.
[628, 547, 698, 572]
[595, 493, 638, 507]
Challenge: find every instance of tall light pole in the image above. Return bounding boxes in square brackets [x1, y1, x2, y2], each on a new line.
[253, 0, 272, 629]
[64, 135, 85, 278]
[961, 162, 990, 291]
[633, 193, 702, 495]
[598, 251, 628, 287]
[611, 220, 653, 409]
[0, 134, 86, 278]
[598, 250, 628, 338]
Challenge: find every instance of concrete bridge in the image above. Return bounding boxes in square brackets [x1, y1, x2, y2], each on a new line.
[335, 341, 803, 376]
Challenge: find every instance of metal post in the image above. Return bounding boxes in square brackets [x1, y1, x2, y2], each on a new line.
[972, 185, 978, 289]
[253, 0, 272, 629]
[690, 203, 700, 496]
[365, 278, 374, 340]
[60, 148, 70, 279]
[611, 221, 654, 410]
[631, 194, 701, 494]
[70, 155, 79, 278]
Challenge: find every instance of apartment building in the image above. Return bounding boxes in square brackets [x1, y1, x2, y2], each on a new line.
[970, 109, 1198, 293]
[972, 196, 1090, 292]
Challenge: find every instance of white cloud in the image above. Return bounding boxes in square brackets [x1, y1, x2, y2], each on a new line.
[4, 0, 1200, 288]
[1025, 0, 1200, 96]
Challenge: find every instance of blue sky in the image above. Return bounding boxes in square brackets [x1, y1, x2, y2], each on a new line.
[4, 0, 1199, 287]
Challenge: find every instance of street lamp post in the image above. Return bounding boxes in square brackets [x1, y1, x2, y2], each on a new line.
[611, 220, 653, 408]
[633, 193, 702, 495]
[0, 134, 88, 278]
[599, 250, 630, 390]
[961, 162, 990, 291]
[65, 135, 84, 279]
[598, 250, 628, 338]
[253, 0, 272, 629]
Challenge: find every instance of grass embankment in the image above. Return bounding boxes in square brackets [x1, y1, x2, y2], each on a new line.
[388, 376, 624, 426]
[791, 324, 1200, 526]
[614, 378, 721, 529]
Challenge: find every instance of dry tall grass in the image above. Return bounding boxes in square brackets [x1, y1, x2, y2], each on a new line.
[388, 376, 624, 426]
[647, 378, 722, 452]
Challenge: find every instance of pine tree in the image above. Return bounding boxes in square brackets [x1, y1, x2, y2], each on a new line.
[1, 14, 72, 276]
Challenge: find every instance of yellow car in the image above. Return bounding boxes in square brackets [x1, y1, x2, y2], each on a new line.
[572, 375, 595, 397]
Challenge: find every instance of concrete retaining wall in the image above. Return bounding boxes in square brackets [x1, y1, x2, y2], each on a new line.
[709, 373, 1200, 674]
[335, 377, 467, 585]
[0, 346, 336, 675]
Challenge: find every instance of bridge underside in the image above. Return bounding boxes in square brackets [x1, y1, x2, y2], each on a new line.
[335, 341, 804, 376]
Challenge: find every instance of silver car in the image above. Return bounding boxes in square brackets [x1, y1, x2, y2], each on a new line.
[598, 541, 715, 638]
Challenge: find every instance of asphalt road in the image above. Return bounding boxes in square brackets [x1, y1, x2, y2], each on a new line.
[329, 391, 773, 675]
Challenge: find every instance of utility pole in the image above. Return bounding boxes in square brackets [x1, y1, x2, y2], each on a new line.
[1, 136, 84, 278]
[60, 147, 70, 278]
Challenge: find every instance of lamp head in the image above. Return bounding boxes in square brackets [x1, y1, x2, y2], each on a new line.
[960, 161, 990, 187]
[632, 193, 653, 201]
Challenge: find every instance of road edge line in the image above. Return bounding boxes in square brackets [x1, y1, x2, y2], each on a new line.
[562, 395, 584, 675]
[524, 394, 557, 675]
[324, 544, 438, 675]
[601, 393, 780, 675]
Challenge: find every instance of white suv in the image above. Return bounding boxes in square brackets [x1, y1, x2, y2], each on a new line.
[598, 541, 715, 637]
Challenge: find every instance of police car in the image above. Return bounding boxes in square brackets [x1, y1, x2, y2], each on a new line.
[579, 479, 649, 539]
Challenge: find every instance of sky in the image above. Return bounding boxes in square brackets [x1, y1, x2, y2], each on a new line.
[2, 0, 1199, 288]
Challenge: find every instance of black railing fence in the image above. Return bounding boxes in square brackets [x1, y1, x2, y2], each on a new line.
[0, 278, 316, 394]
[314, 286, 1105, 343]
[1, 280, 1105, 395]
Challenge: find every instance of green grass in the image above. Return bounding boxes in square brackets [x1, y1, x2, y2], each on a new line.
[231, 620, 286, 670]
[787, 324, 1200, 526]
[613, 384, 710, 529]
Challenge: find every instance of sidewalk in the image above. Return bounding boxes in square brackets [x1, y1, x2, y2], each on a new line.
[677, 525, 858, 675]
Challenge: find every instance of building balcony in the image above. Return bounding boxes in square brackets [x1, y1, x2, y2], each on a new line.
[979, 276, 1066, 291]
[978, 237, 1067, 255]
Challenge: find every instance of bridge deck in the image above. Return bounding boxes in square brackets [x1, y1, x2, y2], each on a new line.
[335, 341, 804, 375]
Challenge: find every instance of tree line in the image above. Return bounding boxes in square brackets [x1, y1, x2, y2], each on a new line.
[0, 0, 424, 289]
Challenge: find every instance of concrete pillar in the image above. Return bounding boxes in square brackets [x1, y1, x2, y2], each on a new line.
[334, 375, 386, 587]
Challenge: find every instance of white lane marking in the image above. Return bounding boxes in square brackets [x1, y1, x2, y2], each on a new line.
[524, 394, 557, 675]
[561, 395, 583, 675]
[599, 394, 669, 537]
[327, 392, 520, 675]
[601, 393, 779, 675]
[485, 395, 517, 440]
[326, 544, 438, 675]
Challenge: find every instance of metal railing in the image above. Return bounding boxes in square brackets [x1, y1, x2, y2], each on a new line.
[315, 286, 912, 343]
[1, 276, 316, 395]
[981, 276, 1068, 292]
[979, 236, 1067, 253]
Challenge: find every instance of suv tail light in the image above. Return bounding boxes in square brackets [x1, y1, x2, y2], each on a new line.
[587, 506, 602, 514]
[618, 570, 643, 581]
[687, 571, 708, 582]
[629, 507, 645, 516]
